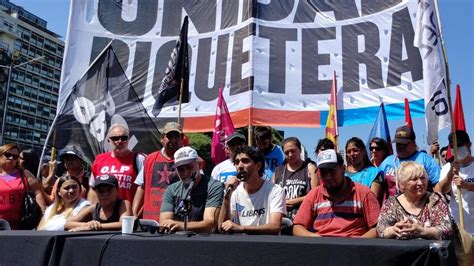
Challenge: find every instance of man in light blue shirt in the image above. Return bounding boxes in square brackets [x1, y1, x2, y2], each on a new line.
[378, 126, 440, 196]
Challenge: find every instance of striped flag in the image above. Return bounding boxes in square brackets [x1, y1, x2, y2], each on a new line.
[211, 87, 235, 165]
[325, 71, 339, 148]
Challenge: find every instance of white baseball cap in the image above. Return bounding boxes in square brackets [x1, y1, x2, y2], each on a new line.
[316, 149, 338, 169]
[174, 146, 198, 167]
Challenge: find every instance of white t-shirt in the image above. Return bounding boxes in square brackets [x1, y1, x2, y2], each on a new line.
[40, 199, 90, 231]
[230, 180, 286, 226]
[211, 159, 237, 183]
[440, 162, 474, 234]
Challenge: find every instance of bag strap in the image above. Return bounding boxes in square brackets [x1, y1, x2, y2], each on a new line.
[19, 171, 29, 194]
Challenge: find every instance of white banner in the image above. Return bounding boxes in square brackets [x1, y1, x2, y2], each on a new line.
[61, 0, 431, 131]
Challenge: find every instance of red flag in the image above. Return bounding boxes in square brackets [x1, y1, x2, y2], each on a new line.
[446, 85, 466, 161]
[453, 84, 466, 131]
[325, 71, 338, 148]
[211, 87, 235, 165]
[404, 98, 413, 128]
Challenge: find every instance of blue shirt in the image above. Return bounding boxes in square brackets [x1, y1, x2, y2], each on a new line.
[346, 166, 382, 188]
[378, 151, 440, 196]
[262, 145, 285, 181]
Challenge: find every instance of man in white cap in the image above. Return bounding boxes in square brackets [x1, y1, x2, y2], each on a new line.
[159, 146, 223, 233]
[211, 132, 247, 183]
[132, 122, 184, 220]
[293, 149, 380, 238]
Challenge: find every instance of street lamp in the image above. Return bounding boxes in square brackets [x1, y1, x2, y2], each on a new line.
[0, 54, 45, 144]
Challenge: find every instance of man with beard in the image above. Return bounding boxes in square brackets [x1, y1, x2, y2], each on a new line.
[293, 149, 380, 237]
[254, 126, 285, 181]
[160, 147, 223, 233]
[218, 146, 285, 235]
[132, 122, 183, 220]
[378, 126, 440, 197]
[90, 124, 145, 204]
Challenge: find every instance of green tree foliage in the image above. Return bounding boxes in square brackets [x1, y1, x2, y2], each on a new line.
[187, 133, 212, 176]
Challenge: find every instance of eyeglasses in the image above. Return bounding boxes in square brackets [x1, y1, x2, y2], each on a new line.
[109, 135, 129, 142]
[370, 146, 382, 151]
[3, 152, 19, 160]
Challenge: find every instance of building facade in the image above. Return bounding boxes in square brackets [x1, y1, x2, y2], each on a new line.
[0, 0, 63, 154]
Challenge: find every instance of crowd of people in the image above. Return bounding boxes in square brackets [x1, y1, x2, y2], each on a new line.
[0, 122, 473, 263]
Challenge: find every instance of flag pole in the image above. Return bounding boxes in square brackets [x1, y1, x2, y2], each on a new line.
[177, 77, 184, 125]
[433, 0, 463, 229]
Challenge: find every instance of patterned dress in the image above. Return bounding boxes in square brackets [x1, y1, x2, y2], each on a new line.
[376, 192, 453, 240]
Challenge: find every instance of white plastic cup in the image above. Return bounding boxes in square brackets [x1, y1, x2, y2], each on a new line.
[121, 216, 134, 235]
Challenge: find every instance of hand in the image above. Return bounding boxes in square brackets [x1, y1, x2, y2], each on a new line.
[430, 142, 439, 155]
[87, 220, 102, 231]
[224, 177, 241, 194]
[387, 221, 411, 239]
[399, 221, 424, 239]
[48, 160, 58, 176]
[453, 176, 467, 189]
[286, 198, 297, 208]
[221, 220, 243, 233]
[451, 161, 460, 175]
[160, 219, 183, 232]
[69, 226, 90, 232]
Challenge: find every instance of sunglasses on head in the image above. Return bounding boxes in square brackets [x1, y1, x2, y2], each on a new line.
[3, 152, 19, 160]
[370, 146, 382, 151]
[109, 135, 129, 142]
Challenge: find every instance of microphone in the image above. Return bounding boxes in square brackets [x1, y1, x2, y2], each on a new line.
[224, 173, 244, 196]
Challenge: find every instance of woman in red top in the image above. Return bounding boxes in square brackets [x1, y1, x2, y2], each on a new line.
[0, 143, 46, 229]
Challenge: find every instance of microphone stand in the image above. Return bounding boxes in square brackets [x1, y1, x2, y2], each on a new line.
[174, 180, 196, 236]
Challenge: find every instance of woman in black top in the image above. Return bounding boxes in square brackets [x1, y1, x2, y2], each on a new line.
[66, 175, 131, 231]
[272, 137, 317, 220]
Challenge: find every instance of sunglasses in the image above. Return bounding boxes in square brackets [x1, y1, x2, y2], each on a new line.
[370, 146, 382, 151]
[3, 152, 19, 160]
[109, 135, 129, 142]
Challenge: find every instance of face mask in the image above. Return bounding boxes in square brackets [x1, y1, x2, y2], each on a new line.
[457, 146, 470, 161]
[181, 171, 197, 185]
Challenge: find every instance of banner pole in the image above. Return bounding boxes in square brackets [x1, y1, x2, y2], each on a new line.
[177, 77, 184, 125]
[433, 0, 463, 229]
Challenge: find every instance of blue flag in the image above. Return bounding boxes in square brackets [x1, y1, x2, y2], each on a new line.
[367, 103, 392, 154]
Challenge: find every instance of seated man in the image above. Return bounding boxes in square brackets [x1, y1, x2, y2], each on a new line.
[160, 147, 223, 233]
[219, 146, 286, 235]
[293, 149, 380, 238]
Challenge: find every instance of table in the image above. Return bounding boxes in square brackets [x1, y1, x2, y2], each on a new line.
[0, 231, 456, 265]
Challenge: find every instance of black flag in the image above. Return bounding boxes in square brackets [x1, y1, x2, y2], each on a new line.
[152, 16, 190, 117]
[41, 45, 162, 165]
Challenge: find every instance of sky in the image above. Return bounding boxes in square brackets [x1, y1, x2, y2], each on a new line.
[12, 0, 474, 160]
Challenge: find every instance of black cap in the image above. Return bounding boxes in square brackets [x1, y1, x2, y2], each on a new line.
[94, 175, 118, 188]
[59, 145, 86, 162]
[392, 126, 416, 144]
[448, 130, 471, 146]
[226, 132, 246, 145]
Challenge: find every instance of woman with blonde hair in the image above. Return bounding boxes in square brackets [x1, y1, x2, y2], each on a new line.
[377, 161, 452, 240]
[37, 176, 90, 231]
